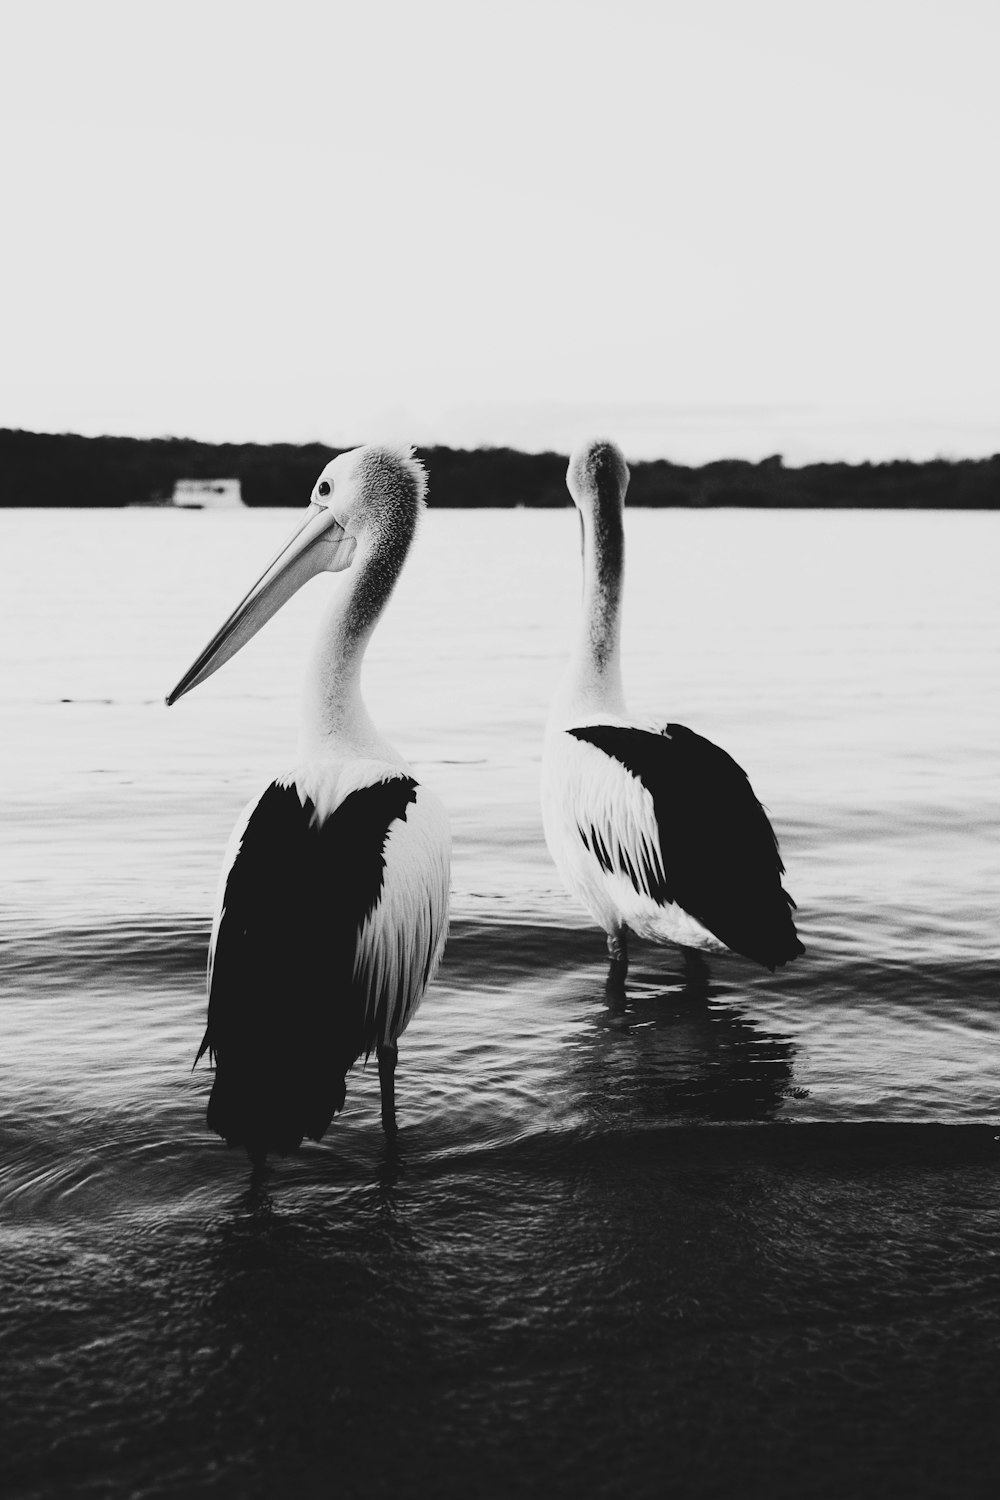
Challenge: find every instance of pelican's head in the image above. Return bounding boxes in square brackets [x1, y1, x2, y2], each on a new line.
[310, 444, 427, 559]
[166, 444, 427, 706]
[566, 438, 630, 516]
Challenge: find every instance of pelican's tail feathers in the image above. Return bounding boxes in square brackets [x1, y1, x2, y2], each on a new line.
[695, 880, 805, 972]
[204, 1040, 353, 1159]
[744, 902, 806, 972]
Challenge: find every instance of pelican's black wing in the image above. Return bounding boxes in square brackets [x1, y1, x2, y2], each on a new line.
[200, 775, 418, 1156]
[569, 724, 804, 970]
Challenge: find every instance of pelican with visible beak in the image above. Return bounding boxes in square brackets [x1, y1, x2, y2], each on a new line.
[167, 445, 450, 1162]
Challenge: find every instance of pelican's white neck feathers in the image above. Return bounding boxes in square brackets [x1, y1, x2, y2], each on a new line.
[551, 437, 631, 726]
[298, 445, 427, 763]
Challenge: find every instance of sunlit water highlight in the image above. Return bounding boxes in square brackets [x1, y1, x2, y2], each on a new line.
[2, 507, 999, 1496]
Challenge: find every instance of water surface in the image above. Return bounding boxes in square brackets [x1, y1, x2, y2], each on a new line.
[2, 506, 999, 1496]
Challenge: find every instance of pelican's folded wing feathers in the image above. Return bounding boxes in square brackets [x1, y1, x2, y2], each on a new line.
[568, 724, 804, 969]
[200, 775, 445, 1154]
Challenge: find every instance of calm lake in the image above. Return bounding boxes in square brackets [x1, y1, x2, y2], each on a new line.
[2, 505, 999, 1497]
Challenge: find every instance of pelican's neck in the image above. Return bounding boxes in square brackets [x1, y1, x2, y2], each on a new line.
[297, 539, 404, 763]
[558, 499, 627, 721]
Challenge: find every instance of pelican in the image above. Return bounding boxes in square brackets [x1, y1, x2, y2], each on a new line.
[166, 445, 450, 1160]
[541, 438, 804, 984]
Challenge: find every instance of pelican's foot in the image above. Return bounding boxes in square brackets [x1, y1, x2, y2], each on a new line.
[245, 1155, 273, 1215]
[605, 957, 629, 1004]
[681, 947, 711, 989]
[600, 988, 631, 1031]
[379, 1132, 403, 1190]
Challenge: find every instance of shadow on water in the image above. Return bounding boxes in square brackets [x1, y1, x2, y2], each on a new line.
[186, 1140, 450, 1488]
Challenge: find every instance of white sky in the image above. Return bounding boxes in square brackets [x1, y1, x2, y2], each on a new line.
[2, 0, 998, 463]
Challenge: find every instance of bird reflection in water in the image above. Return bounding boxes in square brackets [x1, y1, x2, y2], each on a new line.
[587, 957, 805, 1125]
[232, 1119, 407, 1211]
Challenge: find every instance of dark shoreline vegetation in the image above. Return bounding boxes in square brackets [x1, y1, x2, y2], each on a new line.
[2, 428, 998, 508]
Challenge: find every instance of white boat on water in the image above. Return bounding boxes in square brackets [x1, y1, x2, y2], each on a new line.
[171, 478, 244, 509]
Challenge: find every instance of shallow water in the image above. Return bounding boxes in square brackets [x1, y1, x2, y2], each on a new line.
[2, 506, 999, 1496]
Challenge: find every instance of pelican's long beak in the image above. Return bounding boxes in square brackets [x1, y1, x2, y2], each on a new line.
[166, 504, 356, 705]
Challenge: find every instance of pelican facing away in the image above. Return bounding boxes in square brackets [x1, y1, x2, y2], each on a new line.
[541, 438, 803, 983]
[167, 445, 450, 1159]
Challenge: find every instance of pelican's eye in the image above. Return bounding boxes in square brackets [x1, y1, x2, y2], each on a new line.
[317, 480, 331, 498]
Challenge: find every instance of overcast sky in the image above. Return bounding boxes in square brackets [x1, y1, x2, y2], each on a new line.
[2, 0, 997, 462]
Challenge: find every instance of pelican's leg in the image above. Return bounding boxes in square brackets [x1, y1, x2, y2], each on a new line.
[377, 1041, 398, 1137]
[607, 925, 629, 969]
[606, 925, 629, 1002]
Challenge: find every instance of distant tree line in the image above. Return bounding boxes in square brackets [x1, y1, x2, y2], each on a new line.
[1, 428, 998, 508]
